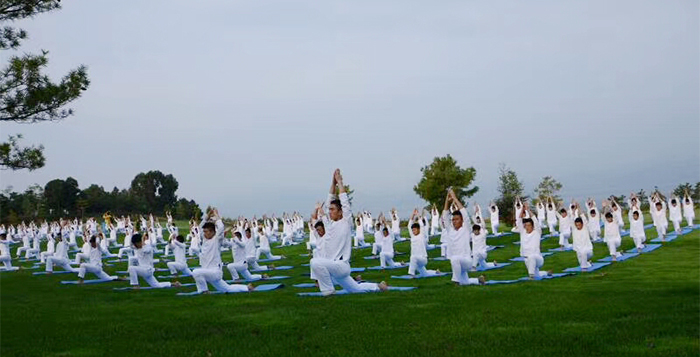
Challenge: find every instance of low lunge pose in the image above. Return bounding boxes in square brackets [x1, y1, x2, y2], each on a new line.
[45, 229, 78, 274]
[602, 206, 622, 260]
[515, 203, 552, 280]
[682, 191, 695, 227]
[166, 235, 193, 278]
[128, 234, 178, 289]
[77, 235, 118, 283]
[571, 203, 593, 270]
[668, 194, 683, 234]
[628, 207, 646, 253]
[309, 169, 388, 296]
[407, 209, 440, 277]
[442, 188, 485, 285]
[649, 192, 668, 241]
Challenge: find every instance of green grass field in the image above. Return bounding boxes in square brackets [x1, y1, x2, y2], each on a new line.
[1, 221, 698, 356]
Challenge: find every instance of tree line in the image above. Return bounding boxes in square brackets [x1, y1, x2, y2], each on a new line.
[0, 170, 202, 224]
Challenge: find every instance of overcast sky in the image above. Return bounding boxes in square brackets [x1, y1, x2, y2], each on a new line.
[1, 0, 698, 217]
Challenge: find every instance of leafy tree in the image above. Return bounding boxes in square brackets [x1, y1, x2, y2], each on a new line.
[673, 183, 693, 199]
[534, 176, 563, 203]
[413, 155, 478, 209]
[130, 170, 179, 214]
[0, 0, 90, 170]
[495, 163, 527, 226]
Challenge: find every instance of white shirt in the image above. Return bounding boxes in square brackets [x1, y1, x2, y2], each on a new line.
[319, 193, 353, 262]
[516, 216, 542, 257]
[409, 226, 428, 259]
[443, 208, 472, 258]
[572, 217, 593, 253]
[603, 220, 621, 241]
[198, 219, 227, 269]
[629, 210, 646, 238]
[471, 230, 487, 256]
[381, 232, 395, 255]
[135, 244, 155, 268]
[170, 240, 187, 264]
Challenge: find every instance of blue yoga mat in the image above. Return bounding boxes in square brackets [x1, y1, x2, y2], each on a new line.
[625, 243, 662, 253]
[391, 272, 448, 280]
[60, 278, 117, 285]
[680, 227, 693, 235]
[113, 282, 196, 291]
[563, 262, 611, 273]
[299, 253, 310, 257]
[293, 283, 318, 288]
[486, 245, 505, 251]
[352, 245, 371, 250]
[367, 264, 408, 271]
[297, 286, 416, 297]
[517, 272, 571, 281]
[509, 252, 554, 262]
[258, 257, 284, 263]
[225, 275, 290, 283]
[351, 267, 366, 272]
[547, 247, 574, 252]
[486, 279, 522, 285]
[0, 267, 20, 272]
[650, 235, 678, 243]
[598, 252, 640, 262]
[475, 262, 512, 272]
[33, 271, 73, 275]
[487, 232, 514, 238]
[251, 266, 293, 272]
[364, 255, 379, 260]
[431, 257, 448, 261]
[107, 259, 130, 263]
[426, 245, 438, 251]
[177, 283, 284, 296]
[115, 268, 168, 274]
[644, 224, 654, 229]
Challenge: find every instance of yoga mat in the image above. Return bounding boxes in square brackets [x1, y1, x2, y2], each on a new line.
[598, 252, 640, 262]
[107, 259, 130, 263]
[486, 279, 522, 285]
[509, 252, 553, 262]
[625, 243, 662, 253]
[299, 254, 310, 257]
[518, 272, 572, 281]
[293, 283, 318, 288]
[426, 245, 439, 251]
[474, 262, 512, 272]
[113, 282, 196, 291]
[547, 247, 574, 252]
[0, 267, 20, 272]
[367, 264, 408, 271]
[431, 257, 448, 261]
[225, 275, 290, 283]
[177, 283, 285, 296]
[17, 258, 39, 263]
[680, 227, 693, 235]
[297, 286, 416, 297]
[258, 257, 284, 263]
[650, 235, 678, 243]
[251, 266, 293, 272]
[115, 268, 169, 274]
[351, 267, 366, 273]
[301, 263, 310, 267]
[60, 278, 117, 285]
[391, 272, 448, 280]
[486, 245, 505, 251]
[33, 271, 73, 275]
[364, 255, 379, 260]
[487, 232, 514, 238]
[563, 262, 611, 273]
[644, 224, 654, 229]
[352, 245, 371, 250]
[155, 274, 192, 279]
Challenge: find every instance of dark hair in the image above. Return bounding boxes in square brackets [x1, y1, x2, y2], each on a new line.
[655, 202, 662, 207]
[90, 235, 97, 244]
[245, 228, 251, 233]
[522, 218, 534, 225]
[131, 233, 143, 245]
[472, 224, 481, 231]
[202, 222, 215, 231]
[605, 212, 613, 219]
[451, 210, 462, 217]
[559, 209, 567, 214]
[671, 199, 677, 204]
[234, 232, 242, 238]
[382, 227, 389, 233]
[574, 218, 583, 225]
[411, 223, 420, 230]
[0, 233, 5, 239]
[314, 221, 324, 229]
[632, 211, 639, 217]
[590, 209, 596, 215]
[375, 223, 381, 229]
[330, 199, 342, 210]
[176, 235, 185, 243]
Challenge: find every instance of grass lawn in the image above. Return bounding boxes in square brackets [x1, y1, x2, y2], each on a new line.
[1, 221, 698, 356]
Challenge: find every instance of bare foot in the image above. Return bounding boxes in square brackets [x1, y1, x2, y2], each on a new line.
[354, 274, 362, 282]
[247, 284, 255, 292]
[172, 281, 182, 288]
[262, 274, 269, 279]
[528, 275, 535, 280]
[78, 279, 84, 285]
[46, 271, 52, 275]
[478, 275, 487, 285]
[202, 290, 210, 295]
[378, 281, 388, 291]
[133, 285, 140, 290]
[546, 270, 553, 276]
[270, 264, 276, 270]
[612, 256, 617, 262]
[493, 260, 498, 265]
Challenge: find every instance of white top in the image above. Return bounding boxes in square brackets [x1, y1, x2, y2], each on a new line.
[516, 216, 542, 257]
[170, 240, 187, 264]
[134, 244, 155, 268]
[442, 208, 472, 258]
[319, 193, 353, 262]
[409, 223, 428, 259]
[198, 219, 228, 269]
[471, 230, 487, 256]
[629, 210, 646, 238]
[572, 216, 593, 252]
[231, 236, 247, 263]
[603, 219, 621, 241]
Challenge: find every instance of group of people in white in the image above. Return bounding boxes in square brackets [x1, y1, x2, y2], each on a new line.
[0, 170, 695, 295]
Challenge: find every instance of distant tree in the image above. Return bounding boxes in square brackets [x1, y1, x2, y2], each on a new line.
[413, 155, 478, 209]
[673, 183, 693, 199]
[0, 0, 90, 170]
[495, 163, 528, 226]
[534, 176, 563, 203]
[130, 171, 179, 214]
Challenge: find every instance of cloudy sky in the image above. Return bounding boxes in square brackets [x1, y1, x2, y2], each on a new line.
[1, 0, 698, 217]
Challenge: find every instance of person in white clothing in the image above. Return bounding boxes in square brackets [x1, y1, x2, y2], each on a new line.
[545, 198, 558, 235]
[682, 191, 695, 227]
[628, 209, 646, 253]
[192, 209, 253, 294]
[602, 211, 622, 260]
[39, 233, 56, 264]
[586, 199, 602, 242]
[407, 209, 440, 277]
[668, 195, 683, 234]
[379, 222, 400, 268]
[471, 222, 497, 271]
[515, 204, 553, 280]
[353, 217, 366, 247]
[556, 208, 573, 250]
[430, 206, 440, 236]
[309, 169, 388, 295]
[571, 211, 593, 270]
[166, 235, 193, 278]
[256, 227, 282, 261]
[488, 202, 500, 236]
[128, 234, 178, 289]
[649, 193, 668, 241]
[442, 188, 485, 285]
[77, 235, 118, 283]
[371, 222, 383, 256]
[0, 233, 18, 271]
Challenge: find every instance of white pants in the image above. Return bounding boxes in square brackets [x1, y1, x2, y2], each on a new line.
[46, 257, 77, 272]
[631, 233, 646, 249]
[430, 225, 438, 236]
[491, 222, 499, 236]
[78, 263, 116, 280]
[380, 252, 398, 268]
[472, 251, 495, 271]
[1, 255, 15, 269]
[685, 215, 694, 227]
[15, 245, 30, 258]
[226, 262, 261, 281]
[306, 242, 316, 251]
[354, 234, 365, 247]
[247, 256, 262, 271]
[74, 252, 89, 265]
[372, 242, 382, 255]
[547, 221, 557, 234]
[523, 254, 548, 278]
[655, 222, 667, 239]
[129, 266, 171, 288]
[589, 228, 601, 242]
[310, 258, 379, 295]
[607, 237, 621, 257]
[167, 261, 192, 276]
[408, 256, 435, 276]
[281, 234, 293, 246]
[450, 256, 479, 285]
[559, 231, 571, 248]
[192, 267, 248, 293]
[26, 247, 40, 259]
[189, 245, 200, 256]
[440, 243, 448, 257]
[575, 249, 593, 269]
[671, 219, 681, 233]
[117, 247, 133, 259]
[39, 251, 53, 263]
[256, 247, 280, 260]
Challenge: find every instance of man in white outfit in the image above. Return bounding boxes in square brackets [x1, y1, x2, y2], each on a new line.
[515, 204, 552, 280]
[128, 234, 178, 289]
[166, 235, 192, 278]
[442, 188, 485, 285]
[309, 169, 388, 296]
[77, 235, 118, 283]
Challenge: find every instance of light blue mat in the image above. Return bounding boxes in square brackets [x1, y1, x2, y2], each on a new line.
[367, 264, 408, 270]
[33, 271, 73, 275]
[598, 252, 640, 262]
[297, 286, 416, 297]
[177, 283, 284, 296]
[547, 247, 574, 252]
[474, 262, 512, 272]
[510, 252, 553, 262]
[258, 257, 284, 263]
[626, 243, 662, 253]
[60, 278, 117, 285]
[487, 245, 505, 251]
[431, 257, 448, 261]
[225, 275, 290, 283]
[113, 282, 196, 291]
[293, 283, 318, 288]
[391, 272, 448, 280]
[251, 266, 293, 272]
[650, 235, 678, 243]
[487, 232, 514, 238]
[563, 262, 611, 273]
[486, 279, 522, 285]
[115, 268, 168, 274]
